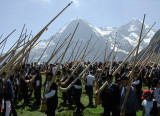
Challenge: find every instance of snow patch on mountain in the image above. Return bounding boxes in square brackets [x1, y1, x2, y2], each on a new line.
[128, 25, 138, 32]
[129, 33, 139, 39]
[28, 17, 156, 63]
[94, 27, 112, 35]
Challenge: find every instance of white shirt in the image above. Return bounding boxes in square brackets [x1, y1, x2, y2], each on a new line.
[86, 74, 95, 86]
[74, 85, 82, 89]
[142, 99, 155, 116]
[16, 78, 19, 85]
[121, 86, 128, 97]
[108, 82, 114, 89]
[132, 80, 140, 85]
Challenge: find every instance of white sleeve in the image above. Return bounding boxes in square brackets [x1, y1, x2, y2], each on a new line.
[142, 100, 145, 106]
[2, 98, 4, 109]
[45, 90, 56, 99]
[74, 85, 82, 89]
[36, 80, 40, 86]
[93, 76, 95, 81]
[132, 80, 140, 85]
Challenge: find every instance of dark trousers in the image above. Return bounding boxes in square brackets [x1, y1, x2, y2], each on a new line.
[21, 85, 29, 103]
[136, 90, 142, 108]
[85, 85, 93, 105]
[14, 85, 18, 101]
[104, 107, 120, 116]
[125, 112, 136, 116]
[34, 87, 41, 105]
[73, 92, 84, 112]
[67, 90, 73, 105]
[47, 101, 58, 116]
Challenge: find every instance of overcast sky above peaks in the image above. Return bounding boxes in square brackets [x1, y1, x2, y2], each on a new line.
[0, 0, 160, 52]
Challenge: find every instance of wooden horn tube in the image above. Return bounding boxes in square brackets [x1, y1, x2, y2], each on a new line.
[44, 23, 79, 94]
[0, 1, 73, 75]
[59, 47, 107, 92]
[120, 14, 146, 115]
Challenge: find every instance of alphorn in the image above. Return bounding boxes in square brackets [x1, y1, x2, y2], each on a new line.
[93, 44, 102, 60]
[120, 14, 146, 116]
[75, 35, 92, 63]
[7, 35, 29, 65]
[39, 34, 70, 72]
[71, 38, 99, 71]
[44, 23, 79, 95]
[112, 21, 156, 77]
[149, 51, 160, 78]
[29, 40, 42, 63]
[0, 1, 73, 76]
[95, 15, 155, 106]
[0, 34, 27, 61]
[3, 34, 40, 84]
[52, 38, 61, 55]
[0, 34, 3, 40]
[74, 36, 91, 62]
[0, 38, 7, 57]
[29, 48, 39, 64]
[102, 43, 110, 73]
[137, 38, 159, 78]
[109, 40, 117, 75]
[0, 29, 16, 46]
[53, 41, 74, 65]
[37, 37, 54, 63]
[59, 47, 107, 93]
[68, 39, 79, 63]
[119, 46, 133, 62]
[136, 44, 151, 66]
[73, 41, 83, 62]
[1, 35, 29, 66]
[110, 44, 122, 72]
[1, 40, 30, 66]
[60, 46, 94, 85]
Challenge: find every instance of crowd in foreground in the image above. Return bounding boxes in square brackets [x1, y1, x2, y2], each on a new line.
[0, 61, 160, 116]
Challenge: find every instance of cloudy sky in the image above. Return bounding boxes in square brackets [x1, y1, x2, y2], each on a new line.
[0, 0, 159, 52]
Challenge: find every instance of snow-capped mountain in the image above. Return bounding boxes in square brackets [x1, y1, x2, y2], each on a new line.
[28, 17, 156, 63]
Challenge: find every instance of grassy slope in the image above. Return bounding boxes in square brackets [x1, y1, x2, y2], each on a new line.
[15, 75, 147, 116]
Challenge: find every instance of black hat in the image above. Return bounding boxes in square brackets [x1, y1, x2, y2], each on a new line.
[121, 75, 129, 81]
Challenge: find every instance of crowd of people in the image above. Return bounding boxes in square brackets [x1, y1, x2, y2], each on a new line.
[0, 61, 160, 116]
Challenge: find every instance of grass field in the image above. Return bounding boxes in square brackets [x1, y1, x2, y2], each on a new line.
[14, 75, 148, 116]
